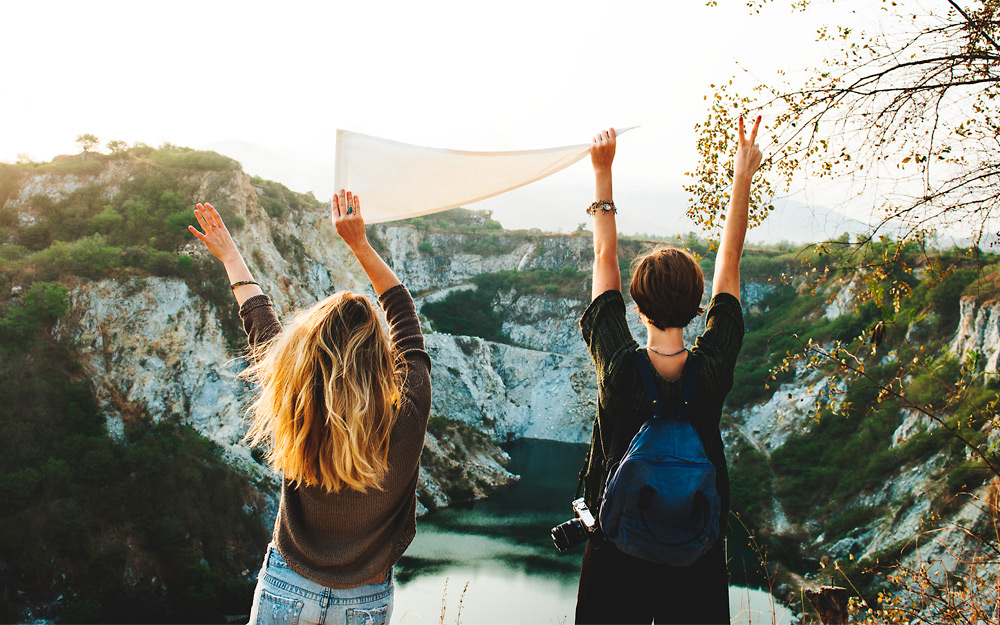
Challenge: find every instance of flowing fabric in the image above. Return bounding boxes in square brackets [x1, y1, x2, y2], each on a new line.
[334, 128, 634, 223]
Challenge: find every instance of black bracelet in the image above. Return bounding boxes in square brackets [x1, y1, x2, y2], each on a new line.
[586, 200, 617, 216]
[231, 280, 259, 290]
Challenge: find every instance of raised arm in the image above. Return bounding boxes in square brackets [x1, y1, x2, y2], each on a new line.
[332, 189, 402, 296]
[712, 116, 763, 302]
[188, 203, 263, 306]
[590, 128, 620, 301]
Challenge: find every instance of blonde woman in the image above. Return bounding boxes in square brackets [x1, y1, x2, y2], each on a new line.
[189, 190, 430, 625]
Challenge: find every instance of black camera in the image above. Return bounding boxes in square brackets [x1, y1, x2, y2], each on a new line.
[551, 498, 598, 552]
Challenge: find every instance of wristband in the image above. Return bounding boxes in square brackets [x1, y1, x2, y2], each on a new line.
[231, 280, 259, 290]
[586, 200, 617, 216]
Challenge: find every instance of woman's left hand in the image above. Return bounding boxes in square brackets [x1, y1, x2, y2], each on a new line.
[333, 189, 367, 250]
[189, 203, 241, 264]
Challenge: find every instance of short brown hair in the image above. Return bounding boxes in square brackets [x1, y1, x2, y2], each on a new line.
[629, 246, 705, 329]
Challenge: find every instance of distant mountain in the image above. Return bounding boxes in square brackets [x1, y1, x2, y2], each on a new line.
[200, 139, 334, 200]
[745, 198, 870, 245]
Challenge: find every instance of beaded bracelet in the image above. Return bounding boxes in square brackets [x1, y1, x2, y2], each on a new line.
[230, 280, 259, 290]
[586, 200, 617, 216]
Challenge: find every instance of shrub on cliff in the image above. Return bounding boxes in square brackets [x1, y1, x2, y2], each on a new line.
[148, 146, 240, 172]
[0, 281, 68, 351]
[0, 352, 267, 623]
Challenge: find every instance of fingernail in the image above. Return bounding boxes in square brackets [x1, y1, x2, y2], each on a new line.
[757, 115, 762, 121]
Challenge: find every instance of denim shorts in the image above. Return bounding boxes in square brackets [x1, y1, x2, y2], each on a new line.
[248, 544, 394, 625]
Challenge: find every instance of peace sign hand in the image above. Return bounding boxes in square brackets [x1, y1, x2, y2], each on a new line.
[734, 115, 763, 182]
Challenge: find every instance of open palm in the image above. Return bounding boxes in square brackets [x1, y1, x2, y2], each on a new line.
[189, 203, 240, 264]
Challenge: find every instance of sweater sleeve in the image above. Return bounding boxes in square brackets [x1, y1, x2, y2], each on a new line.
[693, 293, 744, 396]
[580, 289, 638, 391]
[377, 285, 432, 425]
[239, 294, 282, 354]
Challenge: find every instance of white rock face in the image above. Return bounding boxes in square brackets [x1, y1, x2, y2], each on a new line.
[12, 164, 534, 513]
[425, 333, 595, 443]
[891, 410, 938, 448]
[55, 276, 256, 461]
[12, 160, 135, 208]
[33, 159, 996, 578]
[418, 428, 517, 510]
[371, 227, 594, 294]
[824, 276, 861, 320]
[734, 367, 843, 453]
[951, 296, 1000, 372]
[497, 291, 590, 358]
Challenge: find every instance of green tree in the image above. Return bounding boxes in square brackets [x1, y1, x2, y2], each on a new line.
[76, 134, 100, 155]
[690, 1, 999, 252]
[689, 2, 1000, 616]
[106, 139, 128, 156]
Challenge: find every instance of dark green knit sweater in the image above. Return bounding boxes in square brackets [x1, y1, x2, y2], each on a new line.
[579, 289, 744, 532]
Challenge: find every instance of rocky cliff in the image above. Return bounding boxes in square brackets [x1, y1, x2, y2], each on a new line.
[951, 295, 1000, 372]
[5, 158, 521, 516]
[5, 152, 996, 615]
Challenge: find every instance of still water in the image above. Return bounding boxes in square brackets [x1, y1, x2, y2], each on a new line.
[394, 439, 795, 624]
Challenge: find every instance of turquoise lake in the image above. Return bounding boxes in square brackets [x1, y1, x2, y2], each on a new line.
[393, 439, 795, 624]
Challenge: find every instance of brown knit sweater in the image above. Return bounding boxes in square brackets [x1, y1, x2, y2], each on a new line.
[239, 284, 432, 588]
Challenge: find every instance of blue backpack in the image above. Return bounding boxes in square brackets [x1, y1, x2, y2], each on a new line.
[598, 351, 721, 565]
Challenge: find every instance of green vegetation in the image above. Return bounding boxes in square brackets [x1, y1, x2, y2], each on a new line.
[422, 289, 505, 342]
[0, 150, 314, 348]
[251, 175, 323, 218]
[963, 262, 1000, 303]
[0, 318, 268, 623]
[770, 371, 904, 522]
[148, 145, 240, 172]
[770, 351, 999, 532]
[1, 169, 214, 288]
[0, 281, 68, 351]
[473, 265, 588, 298]
[728, 439, 773, 520]
[421, 266, 588, 342]
[401, 207, 504, 233]
[822, 505, 888, 542]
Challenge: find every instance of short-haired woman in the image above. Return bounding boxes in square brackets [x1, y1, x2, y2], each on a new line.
[189, 190, 430, 625]
[575, 120, 763, 624]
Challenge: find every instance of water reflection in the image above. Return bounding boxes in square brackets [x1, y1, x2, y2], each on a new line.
[395, 439, 794, 624]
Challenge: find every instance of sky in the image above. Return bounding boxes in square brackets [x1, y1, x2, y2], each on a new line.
[2, 0, 884, 242]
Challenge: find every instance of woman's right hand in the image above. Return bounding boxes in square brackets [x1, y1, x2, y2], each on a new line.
[590, 128, 616, 175]
[333, 189, 368, 250]
[189, 203, 241, 264]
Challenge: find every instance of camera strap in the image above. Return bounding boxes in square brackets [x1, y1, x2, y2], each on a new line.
[574, 450, 589, 499]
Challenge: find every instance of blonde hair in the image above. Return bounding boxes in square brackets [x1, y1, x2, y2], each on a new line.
[241, 292, 402, 493]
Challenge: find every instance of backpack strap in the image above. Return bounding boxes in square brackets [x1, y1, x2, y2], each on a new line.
[634, 351, 665, 418]
[635, 350, 702, 421]
[676, 352, 701, 421]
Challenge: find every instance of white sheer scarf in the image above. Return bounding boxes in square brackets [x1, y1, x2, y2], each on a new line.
[334, 128, 633, 223]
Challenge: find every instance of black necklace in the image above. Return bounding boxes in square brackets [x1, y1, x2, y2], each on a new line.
[647, 346, 687, 357]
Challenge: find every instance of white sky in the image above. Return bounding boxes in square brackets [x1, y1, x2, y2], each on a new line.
[2, 0, 881, 240]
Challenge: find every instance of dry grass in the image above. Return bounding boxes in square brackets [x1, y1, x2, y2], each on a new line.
[849, 479, 1000, 624]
